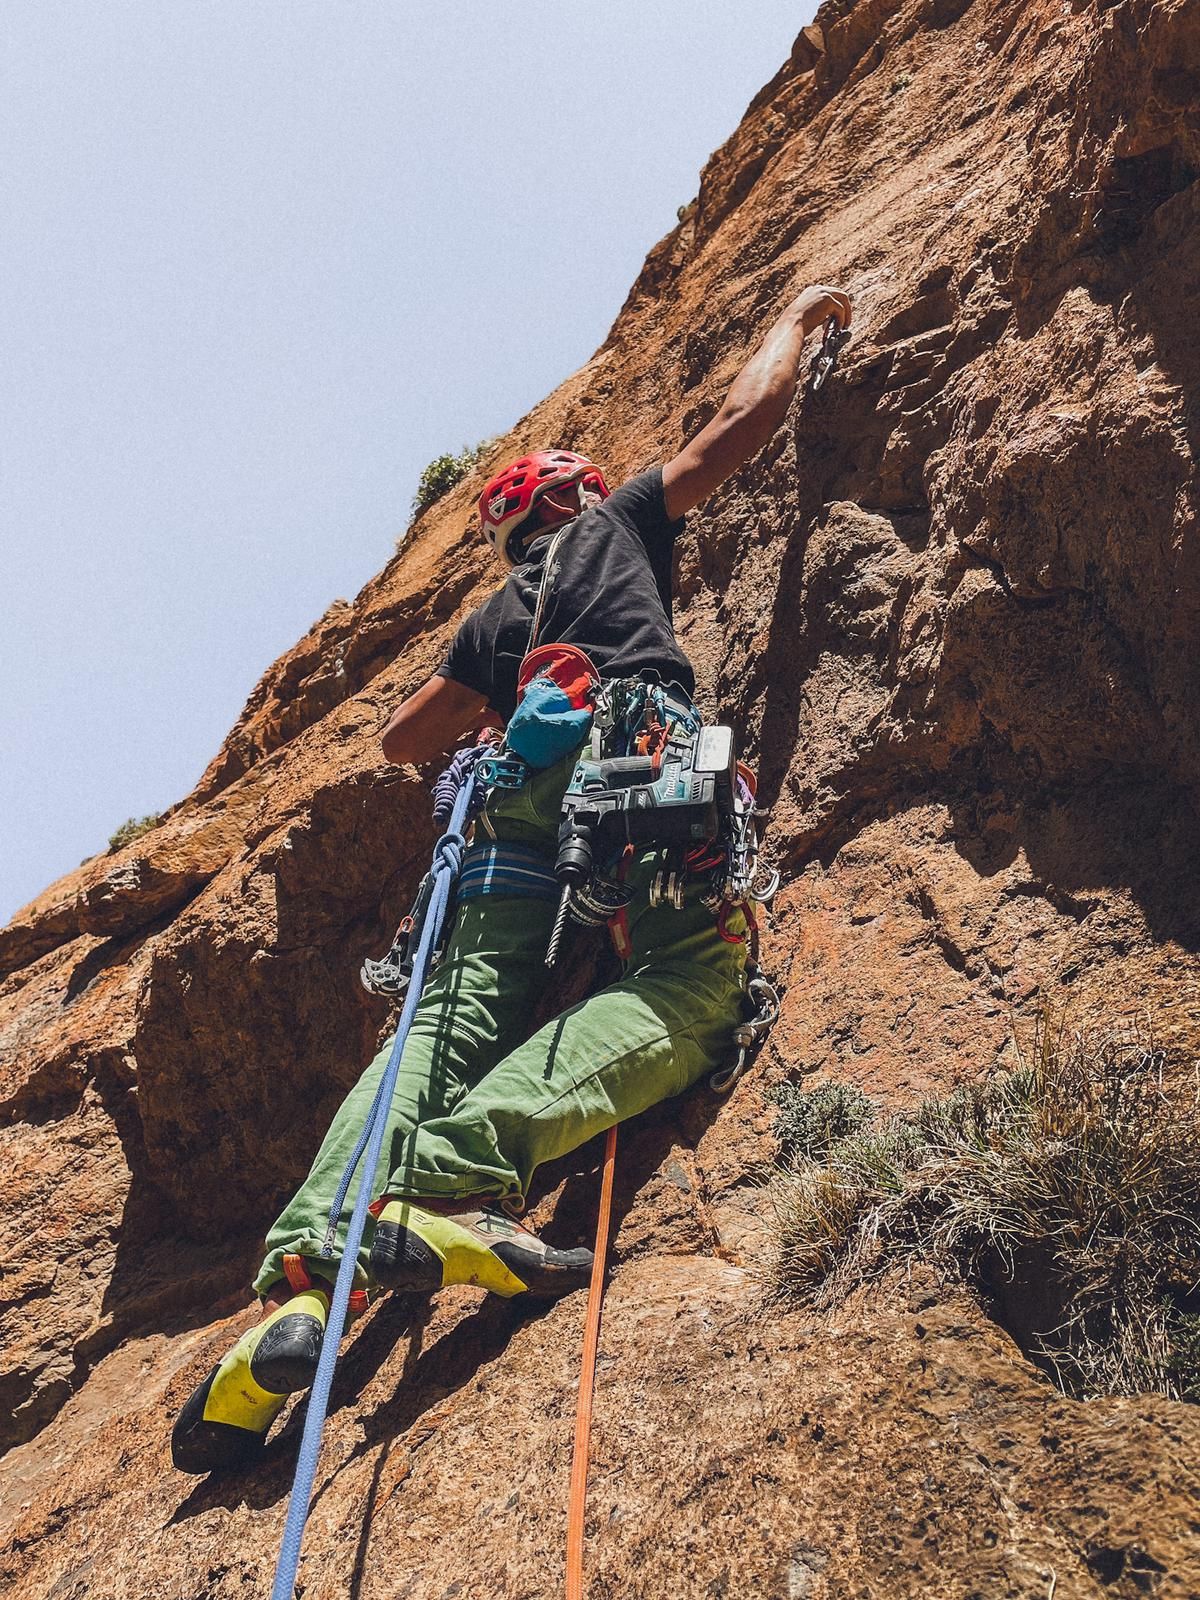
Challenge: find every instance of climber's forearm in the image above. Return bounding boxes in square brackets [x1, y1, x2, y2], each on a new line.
[722, 305, 814, 432]
[662, 283, 851, 519]
[681, 318, 808, 477]
[381, 674, 489, 766]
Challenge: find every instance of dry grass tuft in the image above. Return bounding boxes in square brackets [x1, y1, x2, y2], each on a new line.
[769, 1012, 1200, 1400]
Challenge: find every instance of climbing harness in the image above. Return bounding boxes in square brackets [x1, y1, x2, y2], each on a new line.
[457, 840, 560, 904]
[565, 1123, 618, 1600]
[270, 756, 480, 1600]
[807, 313, 851, 396]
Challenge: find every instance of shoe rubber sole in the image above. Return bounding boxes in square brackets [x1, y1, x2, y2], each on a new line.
[171, 1290, 328, 1475]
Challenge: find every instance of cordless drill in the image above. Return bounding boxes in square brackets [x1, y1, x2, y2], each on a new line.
[544, 724, 735, 967]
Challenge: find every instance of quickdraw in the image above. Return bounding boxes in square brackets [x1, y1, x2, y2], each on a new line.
[359, 869, 439, 998]
[710, 968, 782, 1094]
[700, 761, 777, 946]
[807, 313, 851, 396]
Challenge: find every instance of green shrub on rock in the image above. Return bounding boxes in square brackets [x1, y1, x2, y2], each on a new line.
[107, 813, 162, 852]
[771, 1080, 875, 1164]
[411, 438, 497, 516]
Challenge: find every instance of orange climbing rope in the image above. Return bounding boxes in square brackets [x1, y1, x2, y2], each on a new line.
[565, 1123, 618, 1600]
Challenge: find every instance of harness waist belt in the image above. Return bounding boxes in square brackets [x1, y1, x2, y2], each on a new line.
[458, 842, 559, 903]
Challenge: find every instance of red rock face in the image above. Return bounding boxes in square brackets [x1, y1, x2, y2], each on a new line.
[3, 1, 1200, 1594]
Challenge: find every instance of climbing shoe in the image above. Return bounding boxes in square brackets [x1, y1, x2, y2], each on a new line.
[369, 1199, 593, 1299]
[170, 1255, 360, 1475]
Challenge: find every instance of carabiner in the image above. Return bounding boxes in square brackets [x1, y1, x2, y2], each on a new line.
[807, 315, 850, 397]
[750, 865, 781, 905]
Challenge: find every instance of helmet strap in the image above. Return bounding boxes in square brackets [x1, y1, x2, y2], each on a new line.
[539, 486, 582, 524]
[498, 480, 597, 565]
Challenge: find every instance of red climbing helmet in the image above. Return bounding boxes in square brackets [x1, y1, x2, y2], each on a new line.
[478, 449, 609, 565]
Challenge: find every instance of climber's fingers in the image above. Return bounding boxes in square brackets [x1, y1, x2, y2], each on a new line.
[793, 284, 853, 336]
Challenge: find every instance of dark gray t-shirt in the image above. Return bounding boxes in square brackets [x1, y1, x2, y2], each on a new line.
[437, 467, 694, 721]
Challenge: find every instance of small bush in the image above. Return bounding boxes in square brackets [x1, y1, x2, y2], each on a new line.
[107, 813, 162, 852]
[771, 1080, 876, 1164]
[411, 438, 497, 516]
[769, 1011, 1200, 1400]
[889, 71, 913, 95]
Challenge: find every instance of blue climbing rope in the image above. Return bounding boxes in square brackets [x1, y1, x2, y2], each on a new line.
[270, 765, 477, 1600]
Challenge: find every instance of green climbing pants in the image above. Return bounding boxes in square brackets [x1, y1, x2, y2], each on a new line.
[253, 753, 748, 1297]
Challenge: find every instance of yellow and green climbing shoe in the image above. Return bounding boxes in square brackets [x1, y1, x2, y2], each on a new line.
[170, 1286, 329, 1475]
[369, 1200, 593, 1299]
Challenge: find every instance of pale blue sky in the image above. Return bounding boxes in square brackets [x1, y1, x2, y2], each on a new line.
[2, 2, 812, 921]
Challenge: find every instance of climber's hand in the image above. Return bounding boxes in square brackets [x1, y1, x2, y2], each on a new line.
[789, 285, 853, 337]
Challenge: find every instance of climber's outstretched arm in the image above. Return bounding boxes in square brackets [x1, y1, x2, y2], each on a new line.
[661, 283, 852, 520]
[382, 674, 488, 765]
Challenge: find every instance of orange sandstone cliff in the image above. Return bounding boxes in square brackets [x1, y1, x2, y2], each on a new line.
[2, 1, 1199, 1595]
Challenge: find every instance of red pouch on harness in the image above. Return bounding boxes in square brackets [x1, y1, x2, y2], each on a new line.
[516, 644, 600, 709]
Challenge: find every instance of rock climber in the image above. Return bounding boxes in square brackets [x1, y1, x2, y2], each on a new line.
[172, 282, 852, 1474]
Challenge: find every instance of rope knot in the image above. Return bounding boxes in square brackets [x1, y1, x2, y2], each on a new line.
[432, 831, 466, 876]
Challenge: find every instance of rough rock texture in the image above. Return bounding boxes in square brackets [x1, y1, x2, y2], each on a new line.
[3, 0, 1200, 1594]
